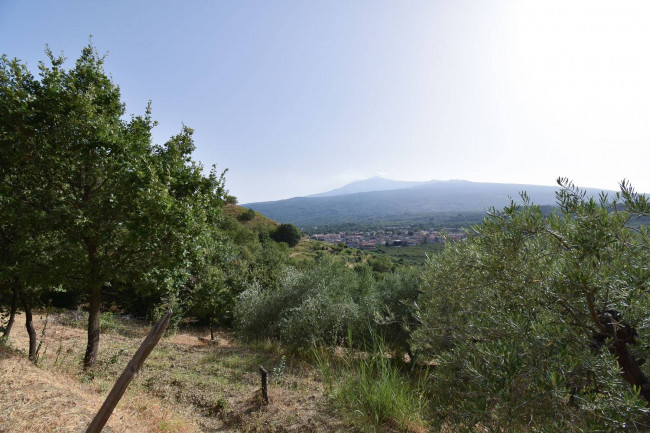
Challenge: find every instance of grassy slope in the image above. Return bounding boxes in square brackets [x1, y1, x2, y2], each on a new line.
[2, 312, 353, 433]
[374, 243, 445, 266]
[224, 204, 279, 231]
[289, 239, 373, 267]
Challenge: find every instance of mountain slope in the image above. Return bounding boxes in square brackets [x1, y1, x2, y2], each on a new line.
[309, 176, 426, 197]
[245, 180, 612, 228]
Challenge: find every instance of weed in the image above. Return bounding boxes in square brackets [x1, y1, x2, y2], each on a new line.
[315, 338, 429, 433]
[32, 307, 51, 366]
[272, 355, 287, 383]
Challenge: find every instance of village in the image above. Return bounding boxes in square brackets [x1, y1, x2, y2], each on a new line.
[309, 228, 466, 250]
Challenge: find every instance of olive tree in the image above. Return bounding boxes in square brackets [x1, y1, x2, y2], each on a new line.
[413, 179, 650, 431]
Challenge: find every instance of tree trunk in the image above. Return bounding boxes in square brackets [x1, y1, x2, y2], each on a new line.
[610, 339, 650, 402]
[595, 310, 650, 403]
[20, 289, 36, 360]
[210, 316, 214, 341]
[3, 282, 18, 339]
[84, 242, 101, 369]
[84, 286, 101, 368]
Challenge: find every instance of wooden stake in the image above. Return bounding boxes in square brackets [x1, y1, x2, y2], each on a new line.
[85, 309, 172, 433]
[259, 366, 269, 404]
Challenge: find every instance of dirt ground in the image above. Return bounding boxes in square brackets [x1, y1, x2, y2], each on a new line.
[1, 312, 356, 432]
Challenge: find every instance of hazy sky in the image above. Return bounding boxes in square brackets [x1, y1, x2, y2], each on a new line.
[2, 1, 649, 202]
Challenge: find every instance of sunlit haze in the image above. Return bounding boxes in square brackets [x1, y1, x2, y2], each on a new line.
[2, 1, 649, 202]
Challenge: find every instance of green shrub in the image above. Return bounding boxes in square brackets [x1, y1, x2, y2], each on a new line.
[235, 256, 380, 348]
[270, 223, 302, 247]
[237, 208, 256, 222]
[375, 268, 420, 357]
[413, 180, 650, 431]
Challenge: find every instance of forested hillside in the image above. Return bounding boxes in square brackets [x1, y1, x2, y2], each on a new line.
[244, 180, 613, 229]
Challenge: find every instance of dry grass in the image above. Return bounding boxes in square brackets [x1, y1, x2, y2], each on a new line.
[1, 312, 356, 432]
[0, 344, 195, 433]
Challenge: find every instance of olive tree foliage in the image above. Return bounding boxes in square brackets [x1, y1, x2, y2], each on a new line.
[235, 256, 379, 348]
[0, 45, 226, 367]
[413, 179, 650, 431]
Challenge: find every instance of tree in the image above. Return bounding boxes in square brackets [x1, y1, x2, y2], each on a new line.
[413, 179, 650, 431]
[238, 208, 256, 222]
[270, 224, 302, 247]
[0, 44, 226, 367]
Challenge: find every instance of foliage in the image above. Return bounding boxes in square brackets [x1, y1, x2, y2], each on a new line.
[237, 208, 256, 222]
[314, 336, 429, 432]
[413, 179, 650, 431]
[367, 254, 394, 273]
[235, 256, 379, 348]
[374, 242, 445, 266]
[374, 268, 421, 357]
[0, 44, 227, 366]
[270, 223, 302, 247]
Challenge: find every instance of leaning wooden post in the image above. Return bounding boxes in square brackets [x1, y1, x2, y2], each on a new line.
[85, 309, 172, 433]
[259, 366, 269, 404]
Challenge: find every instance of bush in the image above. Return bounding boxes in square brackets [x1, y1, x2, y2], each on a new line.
[413, 180, 650, 431]
[237, 208, 256, 222]
[235, 256, 380, 348]
[270, 224, 302, 247]
[374, 268, 420, 357]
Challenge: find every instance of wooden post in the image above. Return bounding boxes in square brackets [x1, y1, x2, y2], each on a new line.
[259, 366, 269, 404]
[85, 309, 172, 433]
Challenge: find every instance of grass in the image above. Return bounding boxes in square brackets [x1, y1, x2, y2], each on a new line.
[224, 203, 279, 232]
[314, 337, 430, 433]
[0, 343, 195, 433]
[2, 311, 354, 432]
[374, 242, 445, 265]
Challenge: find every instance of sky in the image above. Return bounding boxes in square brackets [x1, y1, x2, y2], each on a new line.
[2, 1, 649, 203]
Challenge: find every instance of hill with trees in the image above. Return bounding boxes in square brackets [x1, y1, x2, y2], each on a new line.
[244, 179, 614, 229]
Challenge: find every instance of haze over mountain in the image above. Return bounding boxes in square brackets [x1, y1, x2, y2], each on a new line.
[244, 178, 613, 228]
[308, 177, 427, 197]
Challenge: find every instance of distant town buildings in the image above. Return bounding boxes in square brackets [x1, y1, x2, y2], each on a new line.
[309, 228, 465, 250]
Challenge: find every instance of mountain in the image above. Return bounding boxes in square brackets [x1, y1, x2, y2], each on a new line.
[309, 176, 426, 197]
[243, 179, 613, 229]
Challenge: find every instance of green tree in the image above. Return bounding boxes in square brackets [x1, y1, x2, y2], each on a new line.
[238, 208, 256, 222]
[413, 179, 650, 431]
[0, 45, 226, 367]
[270, 223, 302, 247]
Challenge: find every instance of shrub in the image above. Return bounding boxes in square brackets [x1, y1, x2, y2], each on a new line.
[235, 256, 380, 348]
[237, 208, 256, 222]
[413, 180, 650, 431]
[375, 268, 420, 357]
[270, 224, 302, 247]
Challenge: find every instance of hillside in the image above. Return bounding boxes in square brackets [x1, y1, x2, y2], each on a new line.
[223, 204, 279, 231]
[244, 179, 612, 228]
[1, 312, 352, 432]
[309, 176, 426, 197]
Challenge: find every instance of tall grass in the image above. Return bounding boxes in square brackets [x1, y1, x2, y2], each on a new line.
[314, 335, 429, 433]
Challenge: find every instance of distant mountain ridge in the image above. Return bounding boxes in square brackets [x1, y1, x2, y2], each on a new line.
[309, 176, 427, 197]
[244, 178, 614, 228]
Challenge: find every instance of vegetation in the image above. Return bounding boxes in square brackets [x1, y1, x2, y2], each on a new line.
[270, 223, 303, 247]
[413, 179, 650, 431]
[374, 242, 445, 265]
[245, 179, 600, 231]
[3, 41, 650, 432]
[1, 311, 351, 432]
[314, 338, 429, 432]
